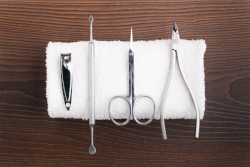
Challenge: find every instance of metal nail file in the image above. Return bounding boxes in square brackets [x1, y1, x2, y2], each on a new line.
[88, 15, 96, 155]
[60, 53, 73, 111]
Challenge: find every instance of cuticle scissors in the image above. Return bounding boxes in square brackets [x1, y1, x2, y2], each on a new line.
[108, 27, 156, 126]
[160, 21, 200, 140]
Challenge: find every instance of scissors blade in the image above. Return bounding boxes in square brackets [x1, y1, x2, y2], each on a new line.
[130, 27, 133, 51]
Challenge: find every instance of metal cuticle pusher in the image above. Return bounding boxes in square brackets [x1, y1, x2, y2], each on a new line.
[88, 15, 96, 155]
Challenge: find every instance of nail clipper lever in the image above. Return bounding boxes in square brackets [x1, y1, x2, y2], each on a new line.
[60, 53, 73, 111]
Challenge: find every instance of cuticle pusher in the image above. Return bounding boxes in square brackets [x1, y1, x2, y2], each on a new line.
[88, 15, 96, 155]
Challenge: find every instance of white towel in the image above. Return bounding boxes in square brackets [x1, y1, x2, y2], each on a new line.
[46, 39, 206, 120]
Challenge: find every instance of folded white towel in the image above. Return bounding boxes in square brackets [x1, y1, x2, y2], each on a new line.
[46, 39, 206, 120]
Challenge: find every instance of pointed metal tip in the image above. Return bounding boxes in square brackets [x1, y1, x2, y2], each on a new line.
[173, 20, 177, 32]
[89, 15, 94, 23]
[130, 27, 133, 38]
[130, 27, 133, 50]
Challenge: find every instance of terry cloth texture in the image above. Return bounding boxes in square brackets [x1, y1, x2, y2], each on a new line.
[46, 40, 206, 120]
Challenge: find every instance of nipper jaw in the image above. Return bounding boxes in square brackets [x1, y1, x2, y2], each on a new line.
[160, 21, 200, 140]
[171, 20, 179, 51]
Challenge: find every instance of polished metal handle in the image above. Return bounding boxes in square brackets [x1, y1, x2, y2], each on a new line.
[175, 50, 200, 138]
[88, 42, 95, 125]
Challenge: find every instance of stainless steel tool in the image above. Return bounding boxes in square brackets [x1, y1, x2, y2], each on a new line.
[88, 15, 96, 155]
[60, 53, 73, 111]
[160, 21, 200, 140]
[108, 27, 155, 126]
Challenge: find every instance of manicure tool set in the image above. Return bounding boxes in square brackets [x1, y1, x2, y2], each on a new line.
[59, 16, 200, 154]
